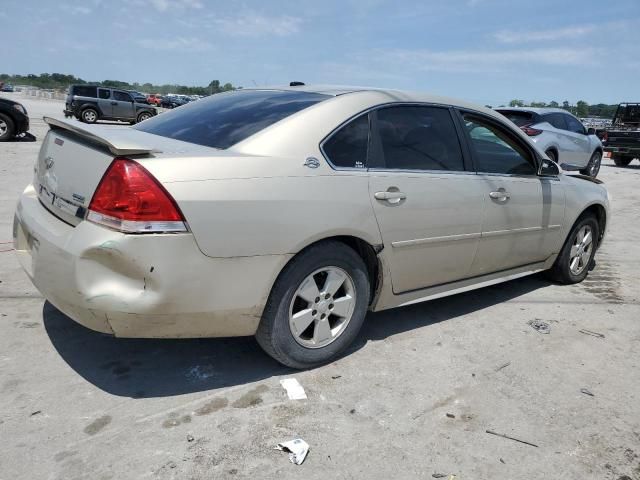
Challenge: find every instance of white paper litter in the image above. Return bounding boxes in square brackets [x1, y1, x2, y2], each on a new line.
[279, 378, 307, 400]
[275, 438, 310, 465]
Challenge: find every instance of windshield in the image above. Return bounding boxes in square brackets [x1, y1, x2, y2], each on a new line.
[134, 89, 329, 149]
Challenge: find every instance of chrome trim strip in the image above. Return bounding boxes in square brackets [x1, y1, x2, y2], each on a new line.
[391, 224, 562, 248]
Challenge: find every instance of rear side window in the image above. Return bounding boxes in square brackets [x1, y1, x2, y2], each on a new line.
[496, 110, 535, 127]
[134, 90, 329, 149]
[72, 85, 97, 98]
[98, 89, 110, 99]
[376, 106, 464, 171]
[463, 114, 536, 175]
[323, 114, 369, 168]
[545, 113, 567, 130]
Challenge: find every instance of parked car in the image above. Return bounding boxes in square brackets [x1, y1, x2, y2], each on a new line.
[0, 97, 30, 141]
[64, 85, 157, 124]
[14, 86, 609, 368]
[495, 107, 603, 177]
[128, 91, 149, 104]
[160, 95, 188, 109]
[1, 84, 15, 92]
[601, 103, 640, 166]
[146, 94, 163, 106]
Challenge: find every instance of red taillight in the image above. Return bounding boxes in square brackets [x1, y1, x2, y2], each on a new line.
[87, 158, 186, 233]
[520, 124, 543, 136]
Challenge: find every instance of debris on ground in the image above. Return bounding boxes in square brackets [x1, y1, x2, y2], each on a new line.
[446, 413, 455, 419]
[580, 388, 595, 397]
[30, 410, 41, 416]
[331, 375, 342, 380]
[528, 319, 550, 334]
[495, 361, 511, 372]
[279, 378, 307, 400]
[500, 458, 506, 464]
[579, 329, 605, 339]
[275, 438, 310, 465]
[432, 474, 447, 478]
[186, 434, 194, 442]
[486, 429, 539, 448]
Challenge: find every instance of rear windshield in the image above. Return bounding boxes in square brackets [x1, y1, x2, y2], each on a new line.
[134, 90, 329, 149]
[496, 110, 535, 127]
[619, 104, 640, 124]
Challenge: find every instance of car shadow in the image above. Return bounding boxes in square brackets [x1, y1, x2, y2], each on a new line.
[43, 274, 551, 398]
[6, 132, 37, 142]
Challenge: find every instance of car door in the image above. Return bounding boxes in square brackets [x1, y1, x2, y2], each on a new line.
[97, 88, 113, 117]
[112, 90, 135, 119]
[563, 114, 591, 168]
[459, 111, 565, 276]
[363, 105, 485, 294]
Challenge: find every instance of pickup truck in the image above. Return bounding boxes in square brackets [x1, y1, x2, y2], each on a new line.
[602, 103, 640, 166]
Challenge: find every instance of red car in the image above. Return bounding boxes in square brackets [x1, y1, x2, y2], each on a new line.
[147, 94, 163, 106]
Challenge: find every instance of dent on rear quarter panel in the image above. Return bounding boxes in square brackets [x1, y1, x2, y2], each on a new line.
[163, 173, 382, 258]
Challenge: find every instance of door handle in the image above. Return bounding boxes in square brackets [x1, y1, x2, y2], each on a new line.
[111, 101, 117, 105]
[489, 190, 510, 200]
[375, 190, 407, 204]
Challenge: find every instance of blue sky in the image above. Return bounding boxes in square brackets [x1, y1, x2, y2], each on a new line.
[2, 0, 639, 105]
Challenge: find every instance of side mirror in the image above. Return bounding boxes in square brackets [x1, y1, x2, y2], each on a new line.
[587, 127, 596, 135]
[539, 158, 560, 176]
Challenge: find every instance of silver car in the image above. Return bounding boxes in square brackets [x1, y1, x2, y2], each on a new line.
[496, 107, 603, 177]
[13, 86, 610, 368]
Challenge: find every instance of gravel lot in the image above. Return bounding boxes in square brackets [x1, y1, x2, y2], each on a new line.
[1, 94, 639, 480]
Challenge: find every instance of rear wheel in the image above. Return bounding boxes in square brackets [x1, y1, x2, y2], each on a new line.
[580, 150, 602, 177]
[546, 214, 599, 284]
[81, 108, 98, 123]
[256, 241, 370, 369]
[612, 154, 633, 167]
[0, 113, 15, 141]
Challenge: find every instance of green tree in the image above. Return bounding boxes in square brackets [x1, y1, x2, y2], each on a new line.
[509, 99, 525, 107]
[549, 101, 559, 108]
[576, 100, 589, 117]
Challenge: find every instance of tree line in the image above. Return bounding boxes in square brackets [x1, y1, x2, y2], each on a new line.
[0, 73, 236, 95]
[502, 99, 618, 119]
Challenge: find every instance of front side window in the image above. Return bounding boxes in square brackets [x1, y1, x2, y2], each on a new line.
[376, 106, 464, 171]
[113, 91, 132, 102]
[545, 113, 567, 130]
[463, 114, 536, 175]
[135, 90, 329, 149]
[565, 115, 585, 134]
[323, 113, 369, 168]
[98, 89, 110, 99]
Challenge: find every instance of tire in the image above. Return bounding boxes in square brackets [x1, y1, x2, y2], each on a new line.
[545, 149, 558, 163]
[256, 241, 370, 369]
[612, 155, 632, 167]
[81, 108, 98, 124]
[580, 150, 602, 177]
[0, 113, 15, 141]
[136, 112, 152, 123]
[546, 214, 599, 284]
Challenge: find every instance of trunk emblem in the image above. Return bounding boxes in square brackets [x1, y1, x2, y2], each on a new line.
[54, 138, 64, 146]
[304, 157, 320, 169]
[44, 157, 55, 169]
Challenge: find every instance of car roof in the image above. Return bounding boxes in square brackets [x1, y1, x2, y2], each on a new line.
[496, 106, 571, 115]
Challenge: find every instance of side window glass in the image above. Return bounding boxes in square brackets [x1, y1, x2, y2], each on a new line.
[376, 106, 464, 171]
[323, 114, 369, 168]
[98, 89, 110, 99]
[546, 113, 566, 130]
[463, 114, 536, 175]
[565, 115, 585, 134]
[113, 91, 132, 102]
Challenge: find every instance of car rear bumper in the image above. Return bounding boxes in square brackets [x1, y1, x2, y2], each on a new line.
[604, 145, 640, 154]
[14, 184, 291, 338]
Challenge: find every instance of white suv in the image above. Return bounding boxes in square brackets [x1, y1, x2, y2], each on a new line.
[496, 107, 603, 177]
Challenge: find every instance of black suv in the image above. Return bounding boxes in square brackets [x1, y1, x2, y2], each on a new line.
[0, 97, 30, 141]
[64, 85, 157, 124]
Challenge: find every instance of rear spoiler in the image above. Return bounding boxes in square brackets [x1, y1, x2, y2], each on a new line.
[43, 116, 161, 156]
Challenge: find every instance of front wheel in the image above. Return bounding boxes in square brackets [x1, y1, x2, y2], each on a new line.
[136, 112, 152, 123]
[546, 214, 599, 284]
[0, 113, 15, 141]
[256, 241, 370, 369]
[580, 150, 602, 177]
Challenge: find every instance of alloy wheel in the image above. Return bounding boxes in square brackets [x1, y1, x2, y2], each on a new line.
[589, 152, 602, 177]
[569, 225, 593, 275]
[288, 267, 356, 349]
[0, 119, 7, 136]
[83, 110, 97, 122]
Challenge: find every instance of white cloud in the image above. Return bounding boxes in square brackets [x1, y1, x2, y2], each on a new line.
[136, 36, 213, 51]
[62, 4, 92, 15]
[494, 25, 597, 44]
[147, 0, 203, 12]
[213, 12, 302, 37]
[376, 46, 602, 73]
